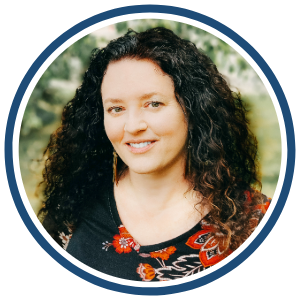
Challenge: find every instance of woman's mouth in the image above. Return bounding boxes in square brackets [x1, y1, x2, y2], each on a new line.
[129, 141, 151, 148]
[125, 141, 156, 153]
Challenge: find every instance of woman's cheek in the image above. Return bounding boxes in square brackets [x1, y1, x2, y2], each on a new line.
[151, 110, 186, 136]
[104, 117, 124, 144]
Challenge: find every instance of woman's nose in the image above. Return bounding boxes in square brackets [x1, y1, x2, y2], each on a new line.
[124, 110, 148, 134]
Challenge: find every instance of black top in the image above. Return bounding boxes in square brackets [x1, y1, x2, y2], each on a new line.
[44, 182, 270, 282]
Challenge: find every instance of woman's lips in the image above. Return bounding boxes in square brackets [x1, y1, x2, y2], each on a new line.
[125, 141, 156, 154]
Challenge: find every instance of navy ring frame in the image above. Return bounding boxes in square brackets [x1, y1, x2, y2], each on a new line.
[5, 5, 295, 295]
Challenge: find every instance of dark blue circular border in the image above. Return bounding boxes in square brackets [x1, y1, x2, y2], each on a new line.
[5, 5, 295, 295]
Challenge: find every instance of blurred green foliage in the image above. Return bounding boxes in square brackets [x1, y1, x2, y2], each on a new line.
[116, 20, 249, 75]
[19, 19, 281, 214]
[21, 34, 98, 136]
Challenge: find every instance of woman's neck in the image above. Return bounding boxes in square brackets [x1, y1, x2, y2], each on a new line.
[113, 156, 209, 246]
[116, 156, 196, 214]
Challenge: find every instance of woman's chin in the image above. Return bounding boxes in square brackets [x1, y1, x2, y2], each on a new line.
[127, 162, 163, 176]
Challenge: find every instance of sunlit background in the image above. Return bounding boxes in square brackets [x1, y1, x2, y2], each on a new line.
[19, 20, 281, 215]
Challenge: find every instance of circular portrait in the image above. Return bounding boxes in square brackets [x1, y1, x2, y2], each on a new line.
[19, 19, 281, 283]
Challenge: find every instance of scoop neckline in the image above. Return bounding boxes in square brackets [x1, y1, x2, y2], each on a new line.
[107, 181, 206, 253]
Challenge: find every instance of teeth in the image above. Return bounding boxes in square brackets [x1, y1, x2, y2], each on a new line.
[129, 141, 151, 148]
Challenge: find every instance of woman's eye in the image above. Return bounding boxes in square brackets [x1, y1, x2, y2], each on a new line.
[108, 106, 123, 113]
[148, 101, 161, 108]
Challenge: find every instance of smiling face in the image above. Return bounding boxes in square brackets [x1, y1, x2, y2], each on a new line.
[101, 59, 188, 176]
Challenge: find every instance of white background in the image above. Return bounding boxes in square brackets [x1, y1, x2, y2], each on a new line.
[1, 1, 299, 299]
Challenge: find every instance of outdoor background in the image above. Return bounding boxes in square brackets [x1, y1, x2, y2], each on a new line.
[19, 19, 281, 215]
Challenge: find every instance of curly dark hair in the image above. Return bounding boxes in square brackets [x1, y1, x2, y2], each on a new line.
[39, 27, 263, 252]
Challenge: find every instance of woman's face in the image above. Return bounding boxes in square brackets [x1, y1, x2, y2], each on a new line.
[102, 59, 188, 176]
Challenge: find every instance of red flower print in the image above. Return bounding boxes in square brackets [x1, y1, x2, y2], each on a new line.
[118, 225, 132, 239]
[254, 201, 270, 214]
[111, 225, 141, 253]
[136, 263, 156, 281]
[186, 229, 211, 249]
[119, 225, 140, 252]
[112, 234, 132, 254]
[186, 228, 232, 268]
[199, 236, 232, 267]
[150, 246, 176, 261]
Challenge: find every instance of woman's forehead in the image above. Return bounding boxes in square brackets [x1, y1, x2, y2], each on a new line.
[101, 59, 174, 102]
[103, 58, 164, 80]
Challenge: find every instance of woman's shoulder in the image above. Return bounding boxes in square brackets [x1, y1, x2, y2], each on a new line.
[42, 179, 114, 249]
[42, 213, 73, 249]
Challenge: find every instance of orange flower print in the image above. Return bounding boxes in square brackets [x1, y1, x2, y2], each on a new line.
[186, 229, 211, 249]
[118, 225, 133, 239]
[254, 201, 270, 214]
[150, 246, 176, 261]
[199, 236, 233, 267]
[112, 234, 132, 254]
[136, 263, 156, 281]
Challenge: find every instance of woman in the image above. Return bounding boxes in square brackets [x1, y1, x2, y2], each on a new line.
[40, 27, 270, 281]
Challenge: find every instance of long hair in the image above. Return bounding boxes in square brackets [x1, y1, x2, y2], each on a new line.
[39, 27, 263, 251]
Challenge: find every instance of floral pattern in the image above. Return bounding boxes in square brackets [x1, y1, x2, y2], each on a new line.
[136, 263, 156, 281]
[112, 225, 140, 253]
[150, 246, 177, 260]
[97, 191, 271, 281]
[155, 254, 204, 280]
[59, 232, 72, 250]
[55, 190, 270, 281]
[185, 222, 233, 268]
[112, 235, 133, 254]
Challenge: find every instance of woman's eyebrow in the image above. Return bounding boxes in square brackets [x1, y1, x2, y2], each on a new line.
[139, 92, 162, 101]
[103, 98, 123, 105]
